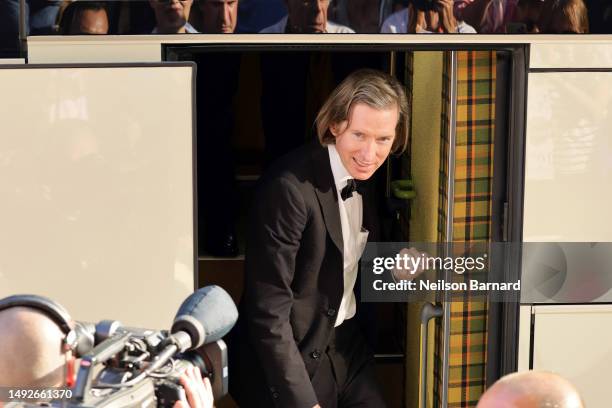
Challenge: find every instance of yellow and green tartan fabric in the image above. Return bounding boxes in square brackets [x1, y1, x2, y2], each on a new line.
[435, 51, 496, 408]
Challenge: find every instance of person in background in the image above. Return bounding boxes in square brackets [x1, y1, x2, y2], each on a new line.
[537, 0, 589, 33]
[59, 1, 110, 35]
[330, 0, 394, 33]
[234, 0, 286, 33]
[192, 0, 239, 33]
[477, 371, 584, 408]
[381, 0, 477, 33]
[453, 0, 518, 33]
[506, 0, 544, 33]
[260, 0, 354, 33]
[149, 0, 197, 33]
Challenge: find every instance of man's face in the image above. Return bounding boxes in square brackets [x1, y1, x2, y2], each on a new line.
[71, 9, 109, 35]
[149, 0, 194, 33]
[331, 103, 399, 180]
[199, 0, 238, 33]
[285, 0, 330, 33]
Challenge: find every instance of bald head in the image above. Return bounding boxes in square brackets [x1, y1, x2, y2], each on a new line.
[477, 371, 584, 408]
[0, 307, 67, 388]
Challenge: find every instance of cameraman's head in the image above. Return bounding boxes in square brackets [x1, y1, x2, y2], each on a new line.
[0, 296, 76, 393]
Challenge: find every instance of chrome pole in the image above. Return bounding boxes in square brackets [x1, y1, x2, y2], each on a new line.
[441, 50, 459, 408]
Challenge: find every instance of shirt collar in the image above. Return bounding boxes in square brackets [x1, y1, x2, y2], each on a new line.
[327, 144, 353, 192]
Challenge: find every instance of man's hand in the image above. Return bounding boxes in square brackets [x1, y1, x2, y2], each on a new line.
[392, 247, 428, 282]
[173, 366, 214, 408]
[436, 0, 458, 32]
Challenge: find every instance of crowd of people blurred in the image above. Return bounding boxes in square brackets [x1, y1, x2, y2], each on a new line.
[0, 0, 609, 45]
[0, 0, 610, 55]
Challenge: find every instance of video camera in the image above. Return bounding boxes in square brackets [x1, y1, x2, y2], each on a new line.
[2, 286, 238, 408]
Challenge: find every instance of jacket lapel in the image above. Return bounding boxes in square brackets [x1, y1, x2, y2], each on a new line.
[311, 143, 344, 254]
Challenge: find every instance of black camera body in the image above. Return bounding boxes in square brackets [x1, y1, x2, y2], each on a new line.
[4, 286, 237, 408]
[73, 322, 228, 407]
[19, 321, 228, 408]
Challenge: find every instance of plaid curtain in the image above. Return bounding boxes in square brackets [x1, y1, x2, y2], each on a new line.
[434, 51, 496, 408]
[399, 51, 414, 240]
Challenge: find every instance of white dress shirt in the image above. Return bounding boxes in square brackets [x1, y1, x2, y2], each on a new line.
[327, 145, 369, 327]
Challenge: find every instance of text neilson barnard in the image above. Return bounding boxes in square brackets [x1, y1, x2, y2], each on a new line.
[373, 279, 521, 291]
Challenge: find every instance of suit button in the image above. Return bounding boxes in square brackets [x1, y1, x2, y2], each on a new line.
[272, 392, 279, 399]
[311, 349, 322, 359]
[326, 308, 336, 317]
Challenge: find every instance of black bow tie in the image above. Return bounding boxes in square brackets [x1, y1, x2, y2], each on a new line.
[341, 179, 365, 201]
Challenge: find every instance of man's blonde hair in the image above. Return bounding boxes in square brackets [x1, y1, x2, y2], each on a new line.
[315, 69, 409, 154]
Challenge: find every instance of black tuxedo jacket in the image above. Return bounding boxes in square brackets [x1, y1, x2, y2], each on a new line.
[229, 142, 380, 408]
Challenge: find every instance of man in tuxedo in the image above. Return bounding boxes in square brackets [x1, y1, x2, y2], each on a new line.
[230, 69, 409, 408]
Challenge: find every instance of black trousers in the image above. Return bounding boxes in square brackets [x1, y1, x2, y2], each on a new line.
[310, 318, 387, 408]
[230, 317, 386, 408]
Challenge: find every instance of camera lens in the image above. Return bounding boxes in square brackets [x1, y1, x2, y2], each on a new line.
[180, 351, 212, 379]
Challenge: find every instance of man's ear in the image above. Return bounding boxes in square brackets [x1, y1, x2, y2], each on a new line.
[329, 123, 339, 137]
[329, 121, 346, 137]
